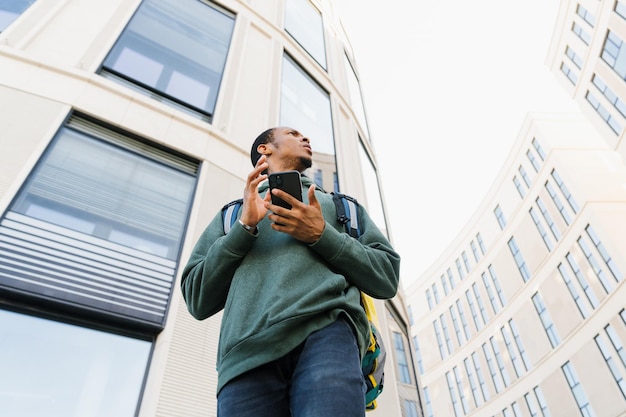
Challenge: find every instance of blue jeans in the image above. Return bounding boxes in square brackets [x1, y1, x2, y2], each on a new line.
[217, 317, 366, 417]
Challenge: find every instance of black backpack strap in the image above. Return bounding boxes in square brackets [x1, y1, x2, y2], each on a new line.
[332, 193, 361, 238]
[221, 199, 243, 234]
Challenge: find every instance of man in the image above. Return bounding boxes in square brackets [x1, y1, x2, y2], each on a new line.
[181, 127, 400, 417]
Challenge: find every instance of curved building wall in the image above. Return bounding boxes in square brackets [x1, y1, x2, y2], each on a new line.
[0, 1, 418, 416]
[406, 113, 626, 417]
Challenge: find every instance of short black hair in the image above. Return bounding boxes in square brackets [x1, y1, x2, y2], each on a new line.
[250, 128, 275, 167]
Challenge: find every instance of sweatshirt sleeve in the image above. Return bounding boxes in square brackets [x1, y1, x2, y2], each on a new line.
[180, 212, 256, 320]
[310, 204, 401, 299]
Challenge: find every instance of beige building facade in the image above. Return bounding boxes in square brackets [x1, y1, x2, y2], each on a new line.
[0, 1, 420, 416]
[406, 113, 626, 417]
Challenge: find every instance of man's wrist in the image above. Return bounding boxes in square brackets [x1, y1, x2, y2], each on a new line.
[238, 219, 257, 234]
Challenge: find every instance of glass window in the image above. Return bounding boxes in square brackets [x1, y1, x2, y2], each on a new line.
[585, 91, 623, 134]
[562, 362, 596, 417]
[476, 232, 487, 254]
[482, 271, 501, 314]
[447, 268, 457, 287]
[561, 60, 578, 85]
[578, 237, 616, 293]
[513, 175, 525, 198]
[536, 197, 561, 241]
[530, 207, 554, 251]
[423, 386, 434, 417]
[453, 366, 470, 413]
[602, 31, 626, 80]
[456, 299, 472, 340]
[432, 282, 440, 304]
[501, 325, 525, 378]
[446, 371, 463, 417]
[0, 0, 35, 31]
[576, 4, 596, 27]
[1, 118, 197, 326]
[344, 54, 368, 134]
[0, 309, 151, 417]
[440, 274, 450, 295]
[358, 143, 386, 231]
[558, 261, 592, 318]
[462, 251, 471, 273]
[472, 351, 491, 401]
[405, 400, 419, 417]
[592, 74, 626, 118]
[426, 288, 434, 310]
[10, 125, 195, 259]
[488, 265, 507, 306]
[464, 357, 484, 407]
[509, 319, 532, 370]
[473, 283, 489, 324]
[572, 21, 591, 45]
[519, 165, 532, 187]
[456, 258, 465, 279]
[565, 253, 600, 309]
[482, 342, 505, 393]
[466, 289, 483, 331]
[280, 54, 335, 190]
[545, 181, 573, 225]
[566, 46, 584, 69]
[551, 170, 579, 213]
[595, 331, 626, 399]
[494, 205, 506, 229]
[586, 225, 623, 282]
[433, 319, 446, 360]
[101, 0, 234, 119]
[412, 336, 424, 375]
[450, 305, 464, 345]
[284, 0, 327, 69]
[527, 149, 541, 172]
[617, 1, 626, 20]
[490, 336, 511, 387]
[508, 237, 531, 282]
[470, 240, 480, 262]
[440, 314, 454, 354]
[393, 332, 412, 384]
[532, 292, 561, 348]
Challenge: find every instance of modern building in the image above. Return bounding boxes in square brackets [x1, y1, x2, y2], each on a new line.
[548, 0, 626, 161]
[405, 1, 626, 415]
[0, 1, 420, 416]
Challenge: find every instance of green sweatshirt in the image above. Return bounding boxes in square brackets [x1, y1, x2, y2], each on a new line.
[181, 176, 400, 394]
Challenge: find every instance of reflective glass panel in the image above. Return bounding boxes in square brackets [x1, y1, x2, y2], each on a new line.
[358, 142, 386, 233]
[102, 0, 234, 116]
[0, 309, 151, 417]
[11, 126, 196, 259]
[285, 0, 327, 69]
[0, 0, 36, 31]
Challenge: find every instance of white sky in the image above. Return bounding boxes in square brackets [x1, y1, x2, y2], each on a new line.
[336, 1, 578, 289]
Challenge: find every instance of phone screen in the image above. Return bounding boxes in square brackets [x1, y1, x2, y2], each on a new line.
[268, 170, 303, 209]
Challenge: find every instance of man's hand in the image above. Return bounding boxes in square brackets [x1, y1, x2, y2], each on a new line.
[239, 155, 269, 228]
[266, 184, 325, 243]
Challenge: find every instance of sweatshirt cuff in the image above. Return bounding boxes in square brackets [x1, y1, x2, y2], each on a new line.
[223, 220, 258, 255]
[309, 224, 345, 261]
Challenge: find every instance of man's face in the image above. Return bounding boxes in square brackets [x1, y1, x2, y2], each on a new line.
[264, 127, 312, 172]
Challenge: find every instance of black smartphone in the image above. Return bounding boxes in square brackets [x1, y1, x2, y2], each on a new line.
[268, 170, 303, 209]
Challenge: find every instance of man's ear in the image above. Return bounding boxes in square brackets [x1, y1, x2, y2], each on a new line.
[258, 143, 272, 157]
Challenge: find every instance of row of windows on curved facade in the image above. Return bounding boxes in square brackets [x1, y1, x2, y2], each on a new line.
[425, 308, 626, 417]
[0, 0, 383, 415]
[413, 133, 626, 417]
